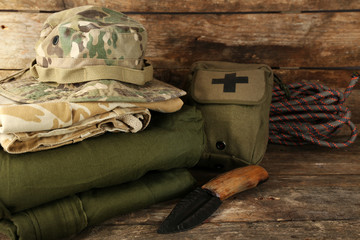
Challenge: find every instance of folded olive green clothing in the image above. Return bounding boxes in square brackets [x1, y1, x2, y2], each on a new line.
[0, 168, 196, 240]
[0, 105, 204, 214]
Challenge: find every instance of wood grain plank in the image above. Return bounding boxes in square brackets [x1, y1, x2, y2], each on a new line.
[140, 12, 360, 69]
[72, 220, 360, 240]
[0, 12, 47, 69]
[2, 0, 360, 12]
[263, 140, 360, 175]
[0, 1, 64, 11]
[266, 137, 360, 154]
[273, 69, 360, 89]
[1, 12, 359, 70]
[88, 175, 360, 225]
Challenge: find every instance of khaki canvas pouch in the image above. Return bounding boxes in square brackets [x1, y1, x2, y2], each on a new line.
[190, 61, 274, 169]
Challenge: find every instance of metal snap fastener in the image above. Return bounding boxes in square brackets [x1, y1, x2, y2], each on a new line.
[52, 35, 59, 45]
[214, 163, 224, 170]
[216, 141, 226, 150]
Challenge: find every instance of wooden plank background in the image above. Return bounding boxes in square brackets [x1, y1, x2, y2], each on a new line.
[1, 1, 359, 85]
[1, 0, 360, 12]
[0, 1, 360, 240]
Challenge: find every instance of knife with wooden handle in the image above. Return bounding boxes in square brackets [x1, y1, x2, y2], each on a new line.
[157, 165, 269, 234]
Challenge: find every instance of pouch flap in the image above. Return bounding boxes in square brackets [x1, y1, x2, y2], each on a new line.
[191, 62, 272, 105]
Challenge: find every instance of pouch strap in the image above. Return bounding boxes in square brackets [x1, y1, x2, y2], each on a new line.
[29, 59, 153, 85]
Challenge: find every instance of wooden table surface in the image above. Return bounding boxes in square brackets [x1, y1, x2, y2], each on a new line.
[62, 139, 359, 240]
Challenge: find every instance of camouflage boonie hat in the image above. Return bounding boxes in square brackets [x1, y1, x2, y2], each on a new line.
[0, 5, 186, 103]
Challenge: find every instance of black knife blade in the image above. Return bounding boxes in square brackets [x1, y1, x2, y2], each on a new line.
[157, 165, 269, 234]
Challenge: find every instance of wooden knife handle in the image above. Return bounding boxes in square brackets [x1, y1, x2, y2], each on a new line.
[202, 165, 269, 201]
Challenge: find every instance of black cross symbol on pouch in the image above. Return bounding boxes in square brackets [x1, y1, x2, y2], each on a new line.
[212, 73, 249, 92]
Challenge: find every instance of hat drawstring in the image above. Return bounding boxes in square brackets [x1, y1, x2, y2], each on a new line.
[0, 67, 29, 83]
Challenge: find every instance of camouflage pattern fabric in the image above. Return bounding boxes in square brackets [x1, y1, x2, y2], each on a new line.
[36, 5, 147, 70]
[0, 5, 186, 103]
[0, 107, 150, 154]
[0, 96, 184, 154]
[0, 70, 186, 103]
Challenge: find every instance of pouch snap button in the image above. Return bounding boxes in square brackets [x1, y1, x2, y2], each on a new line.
[214, 163, 224, 170]
[216, 141, 226, 150]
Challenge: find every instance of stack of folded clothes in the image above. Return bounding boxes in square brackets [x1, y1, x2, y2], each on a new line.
[0, 6, 204, 240]
[0, 81, 185, 154]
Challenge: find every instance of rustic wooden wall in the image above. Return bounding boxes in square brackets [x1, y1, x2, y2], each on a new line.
[0, 2, 359, 240]
[0, 0, 359, 122]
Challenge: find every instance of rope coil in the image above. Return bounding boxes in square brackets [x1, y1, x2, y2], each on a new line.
[269, 74, 359, 148]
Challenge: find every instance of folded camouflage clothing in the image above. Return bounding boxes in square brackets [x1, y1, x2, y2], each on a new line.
[0, 5, 186, 153]
[0, 101, 150, 154]
[0, 97, 183, 154]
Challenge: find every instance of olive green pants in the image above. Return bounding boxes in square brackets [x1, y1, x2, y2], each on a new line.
[0, 106, 204, 239]
[0, 169, 195, 240]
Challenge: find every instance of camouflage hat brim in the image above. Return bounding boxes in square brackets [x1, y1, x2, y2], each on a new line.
[30, 59, 154, 85]
[0, 69, 186, 103]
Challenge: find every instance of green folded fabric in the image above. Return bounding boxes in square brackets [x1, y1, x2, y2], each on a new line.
[0, 168, 196, 240]
[0, 105, 204, 214]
